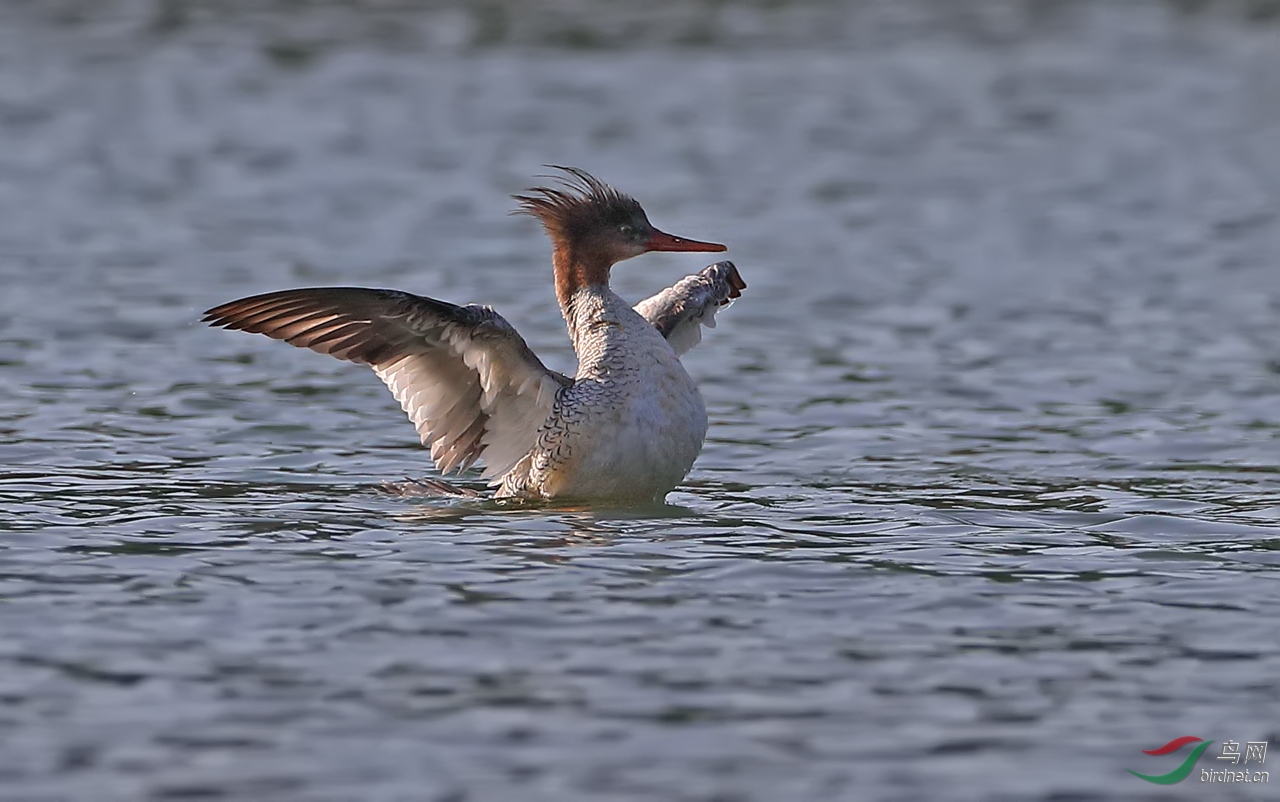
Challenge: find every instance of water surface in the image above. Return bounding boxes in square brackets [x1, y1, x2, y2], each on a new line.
[2, 2, 1279, 800]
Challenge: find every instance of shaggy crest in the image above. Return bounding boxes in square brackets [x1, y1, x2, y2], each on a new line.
[513, 166, 646, 242]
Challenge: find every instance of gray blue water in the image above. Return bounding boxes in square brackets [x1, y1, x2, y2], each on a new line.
[2, 2, 1279, 799]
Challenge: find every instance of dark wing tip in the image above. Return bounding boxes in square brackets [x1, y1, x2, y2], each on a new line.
[202, 300, 241, 324]
[203, 303, 253, 327]
[203, 289, 317, 328]
[201, 288, 388, 365]
[722, 262, 746, 299]
[701, 261, 745, 301]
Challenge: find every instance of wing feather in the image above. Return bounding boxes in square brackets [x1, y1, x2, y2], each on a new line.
[204, 287, 571, 481]
[633, 261, 745, 356]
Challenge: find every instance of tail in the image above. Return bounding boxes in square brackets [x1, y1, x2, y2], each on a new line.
[381, 476, 485, 499]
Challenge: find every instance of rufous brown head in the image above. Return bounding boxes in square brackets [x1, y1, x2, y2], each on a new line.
[514, 166, 726, 266]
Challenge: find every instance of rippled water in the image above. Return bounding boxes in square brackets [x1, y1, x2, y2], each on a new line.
[2, 2, 1280, 800]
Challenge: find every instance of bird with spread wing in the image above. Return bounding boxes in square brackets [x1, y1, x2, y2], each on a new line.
[205, 168, 745, 502]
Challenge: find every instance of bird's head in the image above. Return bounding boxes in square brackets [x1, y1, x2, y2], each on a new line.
[514, 166, 726, 268]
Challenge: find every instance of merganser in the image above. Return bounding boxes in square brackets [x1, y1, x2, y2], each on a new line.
[203, 167, 745, 502]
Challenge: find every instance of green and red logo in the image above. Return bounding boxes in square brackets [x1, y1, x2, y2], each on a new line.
[1129, 736, 1215, 784]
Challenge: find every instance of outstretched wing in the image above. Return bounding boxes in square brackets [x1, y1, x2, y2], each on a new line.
[633, 261, 746, 356]
[203, 288, 571, 481]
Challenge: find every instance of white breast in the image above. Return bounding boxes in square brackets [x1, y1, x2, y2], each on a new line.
[520, 289, 708, 502]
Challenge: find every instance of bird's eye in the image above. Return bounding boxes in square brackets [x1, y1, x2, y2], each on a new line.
[618, 223, 633, 235]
